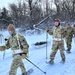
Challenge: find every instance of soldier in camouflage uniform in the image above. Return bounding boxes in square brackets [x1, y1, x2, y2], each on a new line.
[64, 23, 74, 53]
[73, 24, 75, 36]
[0, 24, 29, 75]
[73, 24, 75, 42]
[46, 19, 66, 64]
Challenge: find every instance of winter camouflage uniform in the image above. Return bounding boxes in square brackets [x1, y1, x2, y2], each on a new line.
[47, 25, 65, 63]
[0, 24, 29, 75]
[64, 24, 74, 52]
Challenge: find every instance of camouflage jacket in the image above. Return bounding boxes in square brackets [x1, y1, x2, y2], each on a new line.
[0, 32, 29, 53]
[47, 25, 65, 38]
[64, 26, 74, 38]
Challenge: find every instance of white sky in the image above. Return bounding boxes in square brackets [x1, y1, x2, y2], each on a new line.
[0, 0, 17, 9]
[0, 0, 56, 10]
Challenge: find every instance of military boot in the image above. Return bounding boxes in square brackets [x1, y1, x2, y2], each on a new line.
[22, 73, 27, 75]
[47, 60, 54, 64]
[66, 49, 71, 53]
[60, 59, 65, 64]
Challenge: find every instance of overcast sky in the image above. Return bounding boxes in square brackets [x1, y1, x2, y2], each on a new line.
[0, 0, 56, 10]
[0, 0, 17, 9]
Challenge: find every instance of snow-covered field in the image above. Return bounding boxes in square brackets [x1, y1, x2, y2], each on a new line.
[0, 29, 75, 75]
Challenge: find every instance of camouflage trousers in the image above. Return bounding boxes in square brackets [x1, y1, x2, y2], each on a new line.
[9, 55, 26, 75]
[65, 37, 72, 50]
[50, 40, 65, 61]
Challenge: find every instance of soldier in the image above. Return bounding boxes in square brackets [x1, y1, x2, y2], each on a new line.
[73, 24, 75, 36]
[73, 24, 75, 43]
[0, 24, 29, 75]
[46, 19, 66, 64]
[65, 23, 74, 53]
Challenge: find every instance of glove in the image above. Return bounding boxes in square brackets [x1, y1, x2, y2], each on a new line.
[18, 53, 27, 59]
[46, 28, 49, 32]
[21, 53, 27, 59]
[0, 46, 6, 51]
[5, 38, 8, 41]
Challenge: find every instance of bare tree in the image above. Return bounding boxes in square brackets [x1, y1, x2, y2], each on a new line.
[9, 3, 18, 19]
[9, 0, 29, 27]
[61, 0, 74, 21]
[71, 0, 75, 20]
[54, 0, 61, 14]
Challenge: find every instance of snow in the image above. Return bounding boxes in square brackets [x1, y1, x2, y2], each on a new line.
[0, 29, 75, 75]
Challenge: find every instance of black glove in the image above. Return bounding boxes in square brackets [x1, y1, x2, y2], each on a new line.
[5, 38, 8, 41]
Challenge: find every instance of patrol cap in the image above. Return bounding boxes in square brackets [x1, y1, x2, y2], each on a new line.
[54, 19, 60, 22]
[7, 24, 15, 31]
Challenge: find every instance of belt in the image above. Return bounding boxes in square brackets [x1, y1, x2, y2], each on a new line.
[53, 38, 63, 41]
[14, 53, 27, 56]
[12, 49, 23, 54]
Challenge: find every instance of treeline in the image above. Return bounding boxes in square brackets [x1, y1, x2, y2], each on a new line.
[0, 0, 75, 29]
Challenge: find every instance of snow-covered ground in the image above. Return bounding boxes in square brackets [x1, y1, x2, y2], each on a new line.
[0, 29, 75, 75]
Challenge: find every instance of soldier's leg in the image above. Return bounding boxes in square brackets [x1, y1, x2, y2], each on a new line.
[66, 39, 68, 50]
[9, 55, 20, 75]
[67, 38, 72, 51]
[60, 49, 65, 61]
[59, 41, 65, 61]
[50, 41, 58, 62]
[19, 58, 26, 73]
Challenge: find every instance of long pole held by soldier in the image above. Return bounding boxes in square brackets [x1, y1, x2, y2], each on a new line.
[46, 30, 48, 59]
[0, 34, 5, 59]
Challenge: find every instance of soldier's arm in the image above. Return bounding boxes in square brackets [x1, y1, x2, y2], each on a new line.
[46, 28, 53, 35]
[61, 27, 67, 38]
[0, 38, 10, 51]
[72, 27, 75, 36]
[5, 38, 11, 49]
[19, 34, 29, 54]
